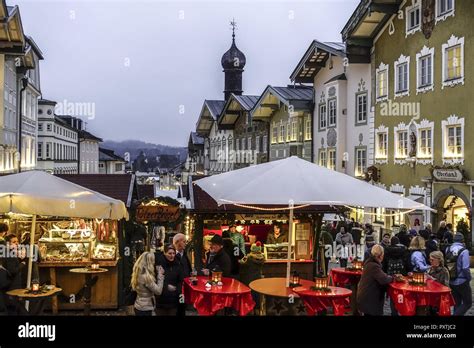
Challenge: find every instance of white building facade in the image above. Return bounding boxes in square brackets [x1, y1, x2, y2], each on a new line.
[37, 99, 78, 174]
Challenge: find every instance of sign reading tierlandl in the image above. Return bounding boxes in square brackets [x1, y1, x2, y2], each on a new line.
[432, 168, 463, 182]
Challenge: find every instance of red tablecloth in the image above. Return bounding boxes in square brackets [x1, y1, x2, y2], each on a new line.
[292, 286, 352, 316]
[330, 268, 362, 287]
[388, 279, 455, 316]
[183, 276, 255, 316]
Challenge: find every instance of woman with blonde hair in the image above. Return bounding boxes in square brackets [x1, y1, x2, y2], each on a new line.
[409, 236, 429, 272]
[131, 251, 164, 316]
[427, 251, 449, 286]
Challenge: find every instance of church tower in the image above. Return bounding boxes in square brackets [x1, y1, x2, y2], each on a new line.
[221, 20, 246, 100]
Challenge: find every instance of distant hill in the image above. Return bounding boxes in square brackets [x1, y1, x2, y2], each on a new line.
[101, 140, 187, 164]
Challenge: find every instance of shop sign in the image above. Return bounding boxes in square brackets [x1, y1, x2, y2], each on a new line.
[432, 168, 463, 182]
[238, 214, 288, 221]
[136, 204, 181, 223]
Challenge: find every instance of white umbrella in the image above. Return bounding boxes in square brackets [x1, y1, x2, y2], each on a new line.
[0, 171, 129, 308]
[195, 156, 434, 285]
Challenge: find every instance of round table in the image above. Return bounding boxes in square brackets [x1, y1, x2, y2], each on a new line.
[330, 268, 362, 315]
[249, 277, 314, 315]
[69, 268, 108, 316]
[7, 286, 62, 315]
[292, 285, 352, 316]
[388, 279, 455, 316]
[183, 276, 255, 316]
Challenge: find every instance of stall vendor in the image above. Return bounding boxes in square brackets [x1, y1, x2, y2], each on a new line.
[202, 235, 231, 277]
[266, 224, 288, 244]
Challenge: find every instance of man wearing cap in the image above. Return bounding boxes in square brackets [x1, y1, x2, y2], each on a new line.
[446, 233, 472, 316]
[202, 235, 231, 278]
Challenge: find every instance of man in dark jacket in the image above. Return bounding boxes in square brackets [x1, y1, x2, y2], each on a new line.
[357, 244, 394, 316]
[203, 235, 231, 277]
[382, 236, 410, 275]
[173, 233, 191, 277]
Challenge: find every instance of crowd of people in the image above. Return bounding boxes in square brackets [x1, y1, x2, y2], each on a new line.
[346, 221, 472, 316]
[129, 227, 267, 316]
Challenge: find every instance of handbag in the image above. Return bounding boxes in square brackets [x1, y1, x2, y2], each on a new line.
[124, 285, 137, 306]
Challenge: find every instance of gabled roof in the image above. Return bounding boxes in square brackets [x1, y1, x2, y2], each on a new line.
[290, 40, 346, 83]
[79, 129, 103, 142]
[341, 0, 402, 63]
[57, 174, 136, 208]
[99, 147, 125, 162]
[25, 36, 44, 60]
[54, 116, 80, 132]
[0, 5, 25, 54]
[195, 99, 225, 136]
[251, 85, 313, 120]
[218, 93, 260, 127]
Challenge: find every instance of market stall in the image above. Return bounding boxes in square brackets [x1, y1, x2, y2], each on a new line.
[191, 156, 435, 287]
[0, 171, 128, 313]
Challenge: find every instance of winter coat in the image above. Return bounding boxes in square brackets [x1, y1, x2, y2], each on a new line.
[436, 227, 447, 241]
[266, 233, 288, 244]
[134, 270, 164, 312]
[205, 248, 232, 277]
[448, 243, 471, 286]
[239, 252, 265, 286]
[442, 230, 454, 244]
[0, 263, 10, 314]
[396, 231, 411, 248]
[230, 232, 246, 256]
[155, 254, 184, 309]
[335, 232, 354, 246]
[410, 250, 429, 272]
[427, 266, 450, 286]
[223, 239, 240, 277]
[383, 244, 410, 275]
[175, 249, 192, 278]
[424, 237, 439, 260]
[357, 257, 393, 316]
[319, 230, 334, 246]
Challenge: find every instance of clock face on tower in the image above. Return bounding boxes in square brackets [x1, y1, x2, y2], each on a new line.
[327, 128, 337, 147]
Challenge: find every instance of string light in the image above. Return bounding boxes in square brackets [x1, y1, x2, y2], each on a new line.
[342, 205, 419, 217]
[221, 201, 312, 211]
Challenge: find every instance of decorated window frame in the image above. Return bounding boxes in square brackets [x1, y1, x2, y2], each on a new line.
[327, 98, 337, 127]
[376, 62, 389, 102]
[354, 146, 367, 178]
[416, 119, 434, 165]
[441, 114, 464, 165]
[416, 45, 435, 94]
[406, 0, 421, 37]
[318, 148, 327, 167]
[318, 102, 327, 131]
[394, 54, 410, 98]
[442, 35, 464, 89]
[305, 116, 312, 141]
[375, 125, 389, 164]
[394, 122, 409, 164]
[355, 91, 368, 125]
[435, 0, 455, 24]
[327, 148, 336, 170]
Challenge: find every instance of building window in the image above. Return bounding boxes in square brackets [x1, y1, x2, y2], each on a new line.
[436, 0, 454, 22]
[328, 99, 336, 127]
[376, 131, 388, 160]
[37, 143, 42, 159]
[291, 119, 298, 141]
[416, 46, 434, 94]
[419, 129, 432, 157]
[47, 124, 52, 131]
[115, 163, 123, 172]
[46, 143, 51, 159]
[262, 135, 267, 153]
[443, 120, 463, 159]
[255, 135, 260, 153]
[279, 123, 285, 143]
[247, 136, 252, 151]
[394, 54, 410, 97]
[272, 125, 278, 144]
[395, 131, 409, 158]
[355, 147, 367, 177]
[318, 149, 327, 167]
[376, 62, 389, 102]
[38, 123, 43, 131]
[327, 149, 336, 170]
[319, 103, 327, 130]
[305, 117, 311, 140]
[442, 35, 464, 88]
[286, 122, 291, 142]
[406, 1, 421, 36]
[356, 93, 367, 125]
